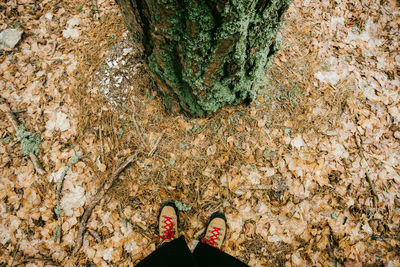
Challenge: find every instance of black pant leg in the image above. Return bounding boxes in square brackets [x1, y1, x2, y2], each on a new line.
[192, 242, 249, 267]
[136, 236, 199, 267]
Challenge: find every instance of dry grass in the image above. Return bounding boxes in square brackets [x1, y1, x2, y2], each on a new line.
[260, 16, 354, 135]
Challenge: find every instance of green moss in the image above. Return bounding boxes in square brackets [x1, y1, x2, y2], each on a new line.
[145, 0, 292, 116]
[2, 136, 11, 144]
[157, 0, 175, 8]
[174, 200, 191, 211]
[131, 33, 140, 41]
[15, 124, 42, 156]
[152, 13, 161, 23]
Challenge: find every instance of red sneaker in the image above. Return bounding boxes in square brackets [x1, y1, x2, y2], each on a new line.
[202, 212, 227, 250]
[157, 202, 179, 243]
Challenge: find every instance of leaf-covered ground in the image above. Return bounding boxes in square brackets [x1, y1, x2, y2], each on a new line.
[1, 0, 399, 266]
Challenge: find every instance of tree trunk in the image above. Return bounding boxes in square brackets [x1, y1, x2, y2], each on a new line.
[115, 0, 292, 116]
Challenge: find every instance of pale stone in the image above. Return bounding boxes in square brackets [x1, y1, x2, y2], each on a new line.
[67, 18, 80, 27]
[62, 28, 80, 39]
[291, 134, 306, 149]
[0, 29, 23, 50]
[314, 71, 340, 86]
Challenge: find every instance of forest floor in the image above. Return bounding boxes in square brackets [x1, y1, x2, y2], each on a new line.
[1, 0, 400, 266]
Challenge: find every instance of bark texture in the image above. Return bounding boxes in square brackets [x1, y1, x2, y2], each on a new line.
[116, 0, 292, 116]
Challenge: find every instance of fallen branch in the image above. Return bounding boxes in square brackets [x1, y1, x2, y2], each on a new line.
[4, 104, 19, 130]
[9, 244, 19, 267]
[148, 130, 165, 157]
[99, 120, 105, 164]
[0, 98, 45, 175]
[354, 133, 379, 206]
[29, 153, 44, 175]
[13, 257, 60, 267]
[72, 154, 136, 255]
[54, 153, 81, 243]
[91, 0, 98, 14]
[87, 228, 101, 243]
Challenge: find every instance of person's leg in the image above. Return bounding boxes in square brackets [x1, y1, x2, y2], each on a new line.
[135, 201, 198, 267]
[193, 241, 248, 267]
[192, 212, 249, 267]
[136, 236, 198, 267]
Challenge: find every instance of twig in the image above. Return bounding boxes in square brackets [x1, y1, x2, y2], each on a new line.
[4, 106, 19, 130]
[54, 157, 78, 243]
[91, 0, 98, 14]
[99, 112, 105, 164]
[72, 154, 136, 255]
[9, 244, 19, 267]
[87, 228, 101, 243]
[132, 109, 148, 149]
[14, 257, 60, 266]
[239, 185, 274, 190]
[354, 133, 379, 206]
[133, 113, 148, 148]
[148, 130, 165, 157]
[29, 152, 44, 175]
[125, 101, 148, 149]
[0, 98, 45, 175]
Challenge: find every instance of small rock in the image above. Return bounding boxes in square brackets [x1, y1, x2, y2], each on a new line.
[67, 18, 80, 27]
[314, 71, 340, 86]
[66, 59, 77, 74]
[62, 28, 80, 39]
[102, 247, 113, 261]
[291, 134, 306, 149]
[122, 47, 132, 55]
[332, 142, 349, 159]
[0, 29, 23, 50]
[45, 13, 53, 20]
[248, 171, 261, 185]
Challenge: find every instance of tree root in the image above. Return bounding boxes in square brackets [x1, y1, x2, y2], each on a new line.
[72, 154, 136, 255]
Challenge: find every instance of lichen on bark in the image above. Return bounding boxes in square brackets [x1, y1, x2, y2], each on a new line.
[116, 0, 292, 116]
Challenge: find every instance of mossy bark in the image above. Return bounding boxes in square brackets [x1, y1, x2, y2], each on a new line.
[116, 0, 292, 116]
